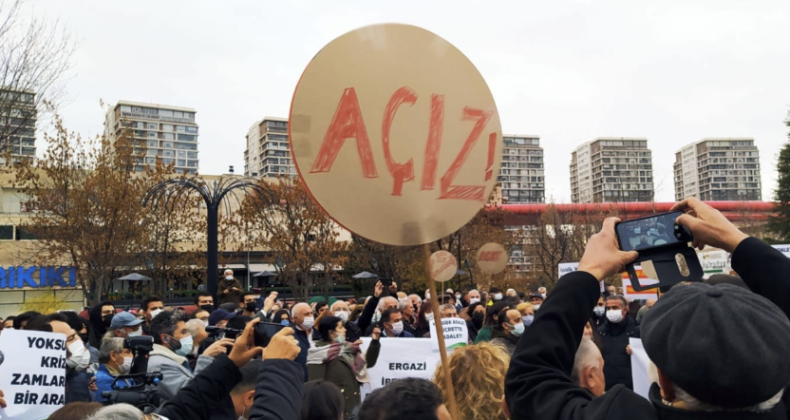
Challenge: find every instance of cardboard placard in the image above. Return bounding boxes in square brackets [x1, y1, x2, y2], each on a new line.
[0, 329, 67, 419]
[289, 24, 502, 246]
[429, 318, 468, 350]
[476, 243, 508, 275]
[359, 338, 442, 398]
[430, 251, 458, 282]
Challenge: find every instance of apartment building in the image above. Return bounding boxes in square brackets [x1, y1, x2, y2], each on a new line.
[0, 88, 36, 165]
[674, 138, 761, 201]
[570, 138, 654, 203]
[104, 101, 199, 174]
[243, 117, 295, 178]
[498, 135, 545, 203]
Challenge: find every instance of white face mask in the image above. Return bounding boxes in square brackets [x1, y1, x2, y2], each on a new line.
[425, 313, 434, 322]
[149, 309, 163, 319]
[455, 294, 462, 300]
[469, 298, 480, 304]
[334, 311, 349, 322]
[225, 275, 234, 280]
[533, 304, 541, 311]
[593, 306, 606, 317]
[510, 323, 525, 337]
[127, 328, 143, 338]
[607, 309, 624, 323]
[119, 356, 132, 374]
[494, 293, 503, 301]
[541, 293, 547, 299]
[67, 340, 91, 370]
[301, 316, 314, 329]
[390, 321, 404, 335]
[201, 320, 209, 328]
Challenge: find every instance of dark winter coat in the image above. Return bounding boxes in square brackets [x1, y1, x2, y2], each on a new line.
[597, 315, 640, 390]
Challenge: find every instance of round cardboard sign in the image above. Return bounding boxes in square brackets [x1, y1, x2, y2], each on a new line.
[430, 250, 458, 282]
[289, 24, 502, 246]
[476, 242, 508, 275]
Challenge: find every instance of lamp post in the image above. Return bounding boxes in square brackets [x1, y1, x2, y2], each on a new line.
[143, 176, 275, 301]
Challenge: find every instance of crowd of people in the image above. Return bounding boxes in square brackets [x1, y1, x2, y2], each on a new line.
[0, 198, 787, 419]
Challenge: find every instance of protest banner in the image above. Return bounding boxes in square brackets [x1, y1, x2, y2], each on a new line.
[698, 249, 730, 278]
[629, 337, 651, 400]
[429, 318, 468, 351]
[476, 243, 508, 275]
[359, 338, 442, 396]
[558, 262, 579, 278]
[0, 329, 66, 419]
[429, 251, 457, 282]
[773, 244, 790, 258]
[621, 267, 658, 300]
[289, 23, 502, 247]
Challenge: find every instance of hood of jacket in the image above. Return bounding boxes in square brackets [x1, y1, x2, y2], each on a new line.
[150, 343, 188, 366]
[89, 301, 113, 335]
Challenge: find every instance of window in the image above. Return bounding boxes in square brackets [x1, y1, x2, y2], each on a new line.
[177, 159, 186, 166]
[0, 225, 12, 240]
[163, 124, 174, 131]
[147, 123, 158, 129]
[177, 151, 186, 158]
[187, 152, 198, 159]
[185, 126, 198, 134]
[147, 140, 158, 147]
[15, 226, 38, 240]
[177, 134, 196, 142]
[147, 132, 156, 138]
[159, 110, 173, 117]
[187, 160, 198, 167]
[163, 133, 174, 140]
[176, 142, 197, 150]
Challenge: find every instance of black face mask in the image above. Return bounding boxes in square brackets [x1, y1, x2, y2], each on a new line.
[200, 304, 215, 313]
[102, 314, 114, 327]
[472, 313, 484, 329]
[79, 333, 89, 343]
[245, 302, 257, 313]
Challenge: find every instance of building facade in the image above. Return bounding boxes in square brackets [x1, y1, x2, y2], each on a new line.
[674, 138, 761, 201]
[570, 138, 654, 203]
[243, 117, 295, 178]
[0, 88, 36, 165]
[105, 101, 199, 174]
[499, 135, 544, 203]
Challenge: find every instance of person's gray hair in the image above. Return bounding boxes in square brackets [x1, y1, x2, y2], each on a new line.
[98, 337, 125, 364]
[571, 337, 600, 384]
[408, 294, 422, 303]
[377, 296, 398, 311]
[647, 360, 783, 412]
[86, 403, 144, 420]
[291, 302, 310, 318]
[606, 295, 628, 308]
[467, 289, 479, 296]
[398, 298, 412, 310]
[185, 318, 205, 338]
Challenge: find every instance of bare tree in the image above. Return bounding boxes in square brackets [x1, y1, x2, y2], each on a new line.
[0, 0, 75, 160]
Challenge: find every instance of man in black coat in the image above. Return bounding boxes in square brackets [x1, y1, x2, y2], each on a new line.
[597, 294, 639, 390]
[505, 198, 790, 420]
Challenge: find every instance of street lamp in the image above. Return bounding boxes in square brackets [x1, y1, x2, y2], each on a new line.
[143, 176, 275, 300]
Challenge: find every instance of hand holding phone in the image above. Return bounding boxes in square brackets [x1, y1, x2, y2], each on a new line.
[615, 212, 693, 252]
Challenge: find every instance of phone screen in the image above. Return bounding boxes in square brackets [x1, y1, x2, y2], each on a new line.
[616, 211, 685, 252]
[254, 322, 286, 348]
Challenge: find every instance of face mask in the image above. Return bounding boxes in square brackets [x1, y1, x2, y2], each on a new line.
[119, 356, 132, 374]
[225, 276, 234, 280]
[335, 311, 349, 322]
[78, 333, 89, 344]
[301, 316, 314, 330]
[510, 323, 525, 337]
[245, 302, 257, 313]
[455, 294, 461, 300]
[522, 315, 534, 327]
[541, 293, 547, 299]
[150, 309, 163, 319]
[533, 304, 541, 311]
[200, 304, 215, 313]
[333, 333, 346, 344]
[390, 321, 404, 335]
[102, 314, 114, 327]
[607, 309, 624, 324]
[469, 298, 480, 304]
[67, 340, 91, 370]
[472, 313, 484, 328]
[280, 319, 290, 326]
[494, 293, 503, 301]
[372, 311, 380, 324]
[175, 335, 193, 357]
[425, 313, 434, 322]
[127, 328, 143, 338]
[593, 306, 606, 317]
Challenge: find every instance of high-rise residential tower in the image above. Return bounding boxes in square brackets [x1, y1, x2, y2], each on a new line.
[570, 137, 654, 203]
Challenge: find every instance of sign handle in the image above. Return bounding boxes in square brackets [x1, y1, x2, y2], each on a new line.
[424, 244, 460, 420]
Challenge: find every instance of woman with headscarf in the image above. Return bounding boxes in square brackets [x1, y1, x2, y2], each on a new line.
[473, 301, 511, 344]
[465, 302, 487, 342]
[307, 316, 381, 418]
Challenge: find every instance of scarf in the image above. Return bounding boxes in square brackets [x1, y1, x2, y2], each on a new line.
[307, 342, 366, 376]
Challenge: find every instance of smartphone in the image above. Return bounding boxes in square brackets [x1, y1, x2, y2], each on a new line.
[205, 326, 243, 340]
[615, 211, 693, 252]
[380, 278, 393, 288]
[254, 322, 286, 348]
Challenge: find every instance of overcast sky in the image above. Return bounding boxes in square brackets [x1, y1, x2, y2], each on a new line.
[29, 0, 790, 203]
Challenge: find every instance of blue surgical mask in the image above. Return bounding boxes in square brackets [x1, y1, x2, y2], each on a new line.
[280, 319, 290, 326]
[511, 323, 525, 337]
[174, 335, 193, 357]
[522, 315, 534, 327]
[333, 334, 346, 344]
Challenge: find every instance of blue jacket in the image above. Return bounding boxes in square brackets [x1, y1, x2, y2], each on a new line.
[93, 364, 134, 403]
[293, 326, 310, 382]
